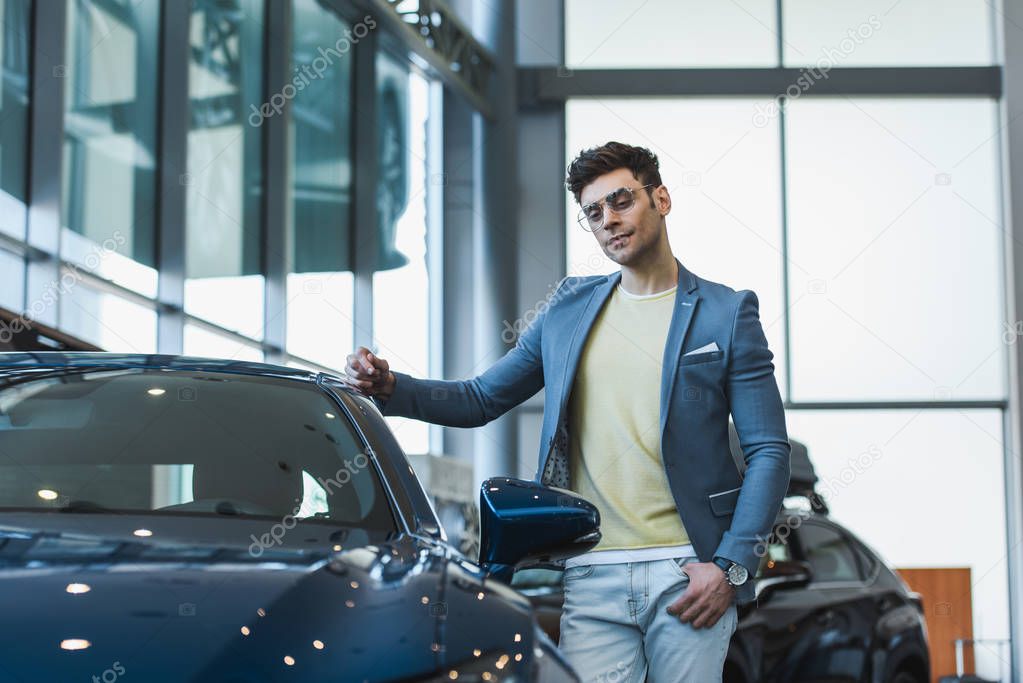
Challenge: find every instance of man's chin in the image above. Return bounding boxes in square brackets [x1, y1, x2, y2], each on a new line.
[605, 249, 631, 266]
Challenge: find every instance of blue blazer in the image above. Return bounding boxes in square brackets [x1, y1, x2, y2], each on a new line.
[375, 257, 791, 605]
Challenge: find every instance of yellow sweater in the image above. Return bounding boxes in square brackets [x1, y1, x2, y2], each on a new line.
[567, 282, 690, 551]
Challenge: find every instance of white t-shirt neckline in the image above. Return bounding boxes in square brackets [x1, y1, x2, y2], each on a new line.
[617, 282, 677, 300]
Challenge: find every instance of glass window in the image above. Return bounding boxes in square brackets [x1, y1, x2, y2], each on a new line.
[0, 249, 23, 312]
[286, 0, 354, 369]
[0, 0, 29, 241]
[783, 408, 1009, 643]
[184, 0, 265, 337]
[797, 522, 862, 582]
[785, 97, 1004, 402]
[285, 357, 324, 373]
[61, 0, 159, 296]
[58, 280, 158, 352]
[754, 534, 793, 579]
[372, 53, 432, 454]
[782, 0, 995, 67]
[565, 97, 786, 397]
[183, 322, 263, 362]
[565, 0, 778, 68]
[287, 272, 354, 368]
[0, 368, 395, 532]
[849, 538, 879, 578]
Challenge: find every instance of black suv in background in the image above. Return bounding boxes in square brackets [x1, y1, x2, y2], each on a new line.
[513, 433, 931, 683]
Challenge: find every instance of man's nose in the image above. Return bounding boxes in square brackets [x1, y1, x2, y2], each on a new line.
[602, 208, 623, 231]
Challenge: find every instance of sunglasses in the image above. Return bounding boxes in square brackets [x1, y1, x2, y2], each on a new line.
[577, 184, 656, 231]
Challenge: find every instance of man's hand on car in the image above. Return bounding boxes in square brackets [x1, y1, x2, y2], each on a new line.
[343, 346, 395, 401]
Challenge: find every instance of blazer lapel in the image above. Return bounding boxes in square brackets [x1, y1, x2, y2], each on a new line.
[660, 258, 701, 438]
[556, 272, 620, 421]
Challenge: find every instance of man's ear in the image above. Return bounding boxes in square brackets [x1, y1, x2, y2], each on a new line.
[657, 186, 672, 216]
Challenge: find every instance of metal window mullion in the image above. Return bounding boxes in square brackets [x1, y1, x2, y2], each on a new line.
[439, 87, 475, 460]
[134, 0, 160, 268]
[262, 0, 291, 364]
[784, 400, 1008, 410]
[156, 0, 190, 354]
[775, 0, 784, 67]
[997, 0, 1023, 675]
[24, 0, 67, 327]
[427, 78, 444, 454]
[778, 95, 793, 401]
[351, 25, 378, 351]
[518, 67, 1003, 102]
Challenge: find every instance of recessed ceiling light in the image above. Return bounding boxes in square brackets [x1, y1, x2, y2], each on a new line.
[146, 388, 166, 397]
[60, 639, 90, 651]
[132, 529, 153, 538]
[324, 412, 335, 419]
[65, 583, 90, 595]
[37, 489, 59, 501]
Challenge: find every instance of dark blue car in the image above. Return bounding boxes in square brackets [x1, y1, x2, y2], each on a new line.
[0, 352, 599, 682]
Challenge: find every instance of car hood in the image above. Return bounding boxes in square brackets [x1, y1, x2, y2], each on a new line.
[0, 513, 536, 682]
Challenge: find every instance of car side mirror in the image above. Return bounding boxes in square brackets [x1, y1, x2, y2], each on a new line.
[755, 559, 812, 600]
[478, 477, 600, 582]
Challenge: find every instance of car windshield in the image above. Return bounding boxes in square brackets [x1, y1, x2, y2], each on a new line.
[0, 367, 396, 531]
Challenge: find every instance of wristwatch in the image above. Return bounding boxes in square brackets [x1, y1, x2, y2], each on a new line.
[713, 557, 749, 588]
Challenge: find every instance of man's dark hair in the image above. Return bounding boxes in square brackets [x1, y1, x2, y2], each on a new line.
[565, 141, 662, 205]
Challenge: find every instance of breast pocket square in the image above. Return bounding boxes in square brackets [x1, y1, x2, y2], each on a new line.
[684, 341, 719, 356]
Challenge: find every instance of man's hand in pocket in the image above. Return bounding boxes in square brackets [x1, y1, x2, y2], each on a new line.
[665, 561, 733, 629]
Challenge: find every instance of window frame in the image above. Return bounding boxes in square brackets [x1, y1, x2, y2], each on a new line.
[793, 519, 880, 588]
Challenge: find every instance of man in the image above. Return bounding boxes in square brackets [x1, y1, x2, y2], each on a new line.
[344, 141, 791, 682]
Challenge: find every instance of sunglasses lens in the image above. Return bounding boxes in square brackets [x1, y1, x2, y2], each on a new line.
[583, 205, 603, 229]
[610, 188, 635, 212]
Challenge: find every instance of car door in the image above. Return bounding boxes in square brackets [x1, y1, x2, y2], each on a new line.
[739, 525, 820, 682]
[769, 520, 878, 682]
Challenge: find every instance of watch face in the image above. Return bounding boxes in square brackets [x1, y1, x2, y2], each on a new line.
[727, 563, 749, 585]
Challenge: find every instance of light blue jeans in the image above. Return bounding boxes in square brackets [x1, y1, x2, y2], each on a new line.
[558, 557, 738, 683]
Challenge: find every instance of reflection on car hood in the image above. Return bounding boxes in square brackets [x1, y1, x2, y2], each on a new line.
[0, 514, 536, 682]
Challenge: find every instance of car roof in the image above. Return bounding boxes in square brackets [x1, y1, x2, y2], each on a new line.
[0, 351, 324, 384]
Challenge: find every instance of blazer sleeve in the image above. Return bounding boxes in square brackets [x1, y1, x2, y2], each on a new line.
[713, 289, 792, 575]
[370, 277, 570, 427]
